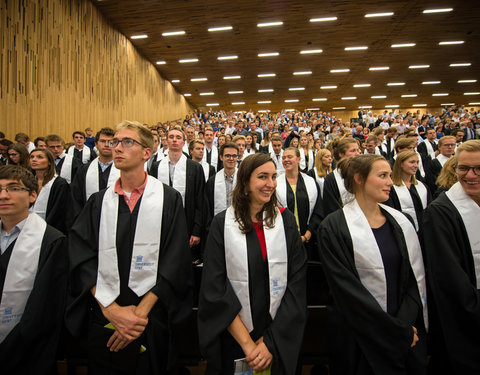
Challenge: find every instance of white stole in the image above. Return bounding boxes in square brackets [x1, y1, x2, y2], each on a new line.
[300, 149, 314, 171]
[270, 150, 284, 174]
[31, 176, 57, 219]
[343, 200, 428, 328]
[213, 169, 237, 216]
[156, 154, 187, 206]
[244, 148, 255, 156]
[435, 153, 450, 167]
[224, 206, 287, 332]
[313, 169, 325, 198]
[95, 176, 164, 307]
[276, 173, 317, 224]
[0, 213, 47, 342]
[59, 153, 73, 184]
[333, 168, 354, 206]
[393, 181, 428, 231]
[85, 159, 120, 201]
[202, 145, 218, 170]
[68, 145, 91, 164]
[201, 161, 210, 182]
[446, 182, 480, 288]
[424, 141, 436, 159]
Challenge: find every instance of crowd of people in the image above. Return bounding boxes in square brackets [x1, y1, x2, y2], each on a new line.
[1, 104, 480, 374]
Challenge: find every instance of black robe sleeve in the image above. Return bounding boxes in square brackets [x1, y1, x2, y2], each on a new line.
[45, 176, 70, 234]
[69, 162, 89, 220]
[185, 159, 205, 238]
[422, 194, 480, 374]
[0, 227, 67, 375]
[322, 172, 342, 217]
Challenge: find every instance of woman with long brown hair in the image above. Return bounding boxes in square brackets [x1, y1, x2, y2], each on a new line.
[199, 153, 307, 374]
[7, 143, 30, 168]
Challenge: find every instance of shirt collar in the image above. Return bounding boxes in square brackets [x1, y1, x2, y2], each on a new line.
[1, 217, 27, 235]
[114, 172, 148, 197]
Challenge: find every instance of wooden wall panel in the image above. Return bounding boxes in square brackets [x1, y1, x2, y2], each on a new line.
[0, 0, 194, 141]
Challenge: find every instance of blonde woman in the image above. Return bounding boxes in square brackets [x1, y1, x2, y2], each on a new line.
[307, 149, 332, 197]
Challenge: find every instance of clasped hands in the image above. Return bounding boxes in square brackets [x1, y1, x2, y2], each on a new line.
[244, 336, 273, 372]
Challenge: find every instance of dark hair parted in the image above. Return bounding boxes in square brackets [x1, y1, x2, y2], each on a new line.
[95, 127, 115, 143]
[232, 153, 278, 233]
[338, 154, 387, 194]
[219, 142, 239, 156]
[29, 149, 56, 186]
[0, 164, 39, 195]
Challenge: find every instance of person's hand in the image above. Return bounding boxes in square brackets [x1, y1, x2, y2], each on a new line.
[411, 326, 419, 347]
[189, 235, 201, 247]
[107, 330, 133, 352]
[246, 337, 273, 372]
[102, 304, 148, 341]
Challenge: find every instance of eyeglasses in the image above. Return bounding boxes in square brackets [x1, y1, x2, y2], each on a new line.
[454, 165, 480, 176]
[108, 138, 147, 148]
[223, 154, 238, 159]
[0, 186, 31, 194]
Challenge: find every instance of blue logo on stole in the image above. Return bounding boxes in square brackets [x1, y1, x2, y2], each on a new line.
[271, 279, 286, 296]
[134, 255, 154, 270]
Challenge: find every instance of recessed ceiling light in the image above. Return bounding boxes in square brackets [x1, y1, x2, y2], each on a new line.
[353, 84, 371, 88]
[469, 102, 480, 105]
[372, 95, 387, 99]
[321, 85, 337, 89]
[391, 43, 416, 48]
[358, 106, 373, 109]
[402, 94, 417, 97]
[224, 75, 241, 80]
[162, 31, 185, 36]
[464, 92, 480, 95]
[258, 73, 276, 78]
[179, 58, 199, 63]
[131, 34, 148, 39]
[385, 104, 399, 108]
[300, 49, 323, 54]
[228, 91, 243, 94]
[232, 102, 245, 105]
[387, 82, 405, 86]
[441, 103, 455, 106]
[258, 52, 279, 57]
[450, 63, 471, 67]
[313, 98, 328, 101]
[217, 55, 238, 60]
[289, 87, 305, 91]
[345, 46, 368, 51]
[423, 8, 453, 13]
[310, 17, 338, 22]
[306, 108, 320, 111]
[258, 89, 274, 92]
[285, 99, 299, 102]
[191, 77, 207, 82]
[365, 12, 394, 18]
[293, 71, 312, 75]
[184, 93, 191, 97]
[206, 103, 219, 106]
[342, 97, 357, 100]
[332, 107, 346, 109]
[412, 104, 427, 107]
[432, 93, 449, 96]
[284, 109, 296, 112]
[258, 100, 271, 104]
[409, 65, 430, 69]
[439, 40, 464, 45]
[208, 26, 233, 32]
[369, 66, 390, 71]
[257, 21, 283, 27]
[258, 110, 270, 113]
[422, 81, 441, 85]
[171, 79, 180, 83]
[458, 80, 477, 83]
[200, 92, 214, 96]
[156, 61, 166, 65]
[330, 69, 350, 73]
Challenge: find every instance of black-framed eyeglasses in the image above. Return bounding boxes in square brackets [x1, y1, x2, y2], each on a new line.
[0, 186, 31, 194]
[454, 165, 480, 176]
[108, 138, 147, 148]
[223, 154, 238, 159]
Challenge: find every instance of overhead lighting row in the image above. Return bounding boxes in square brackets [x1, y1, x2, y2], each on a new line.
[187, 92, 480, 99]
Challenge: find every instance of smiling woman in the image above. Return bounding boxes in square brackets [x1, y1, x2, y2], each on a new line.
[318, 154, 428, 375]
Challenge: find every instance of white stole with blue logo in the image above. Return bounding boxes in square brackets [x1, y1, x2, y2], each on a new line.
[95, 176, 164, 307]
[224, 206, 287, 332]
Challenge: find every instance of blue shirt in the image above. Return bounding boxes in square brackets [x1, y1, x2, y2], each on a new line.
[1, 218, 27, 254]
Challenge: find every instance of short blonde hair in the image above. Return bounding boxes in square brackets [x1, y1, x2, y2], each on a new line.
[116, 120, 154, 150]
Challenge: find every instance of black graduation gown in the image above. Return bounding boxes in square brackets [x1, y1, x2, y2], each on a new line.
[318, 209, 427, 375]
[421, 193, 480, 374]
[66, 185, 193, 374]
[425, 158, 442, 195]
[0, 226, 67, 375]
[43, 176, 70, 234]
[198, 209, 307, 375]
[55, 155, 82, 182]
[322, 172, 343, 217]
[282, 173, 324, 260]
[417, 142, 437, 161]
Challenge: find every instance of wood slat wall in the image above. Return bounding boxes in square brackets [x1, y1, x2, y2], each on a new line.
[0, 0, 194, 141]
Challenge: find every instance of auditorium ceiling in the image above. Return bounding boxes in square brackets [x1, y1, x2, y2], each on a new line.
[93, 0, 480, 113]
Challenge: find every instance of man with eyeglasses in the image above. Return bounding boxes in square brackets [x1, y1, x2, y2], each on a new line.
[70, 128, 119, 220]
[67, 121, 192, 375]
[422, 140, 480, 374]
[0, 165, 67, 374]
[426, 136, 456, 194]
[45, 134, 82, 184]
[205, 142, 239, 229]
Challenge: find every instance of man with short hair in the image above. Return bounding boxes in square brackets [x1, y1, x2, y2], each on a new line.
[417, 128, 438, 160]
[190, 139, 215, 182]
[183, 126, 196, 156]
[146, 133, 162, 173]
[154, 127, 205, 262]
[68, 131, 94, 164]
[46, 134, 81, 184]
[383, 127, 398, 159]
[202, 128, 218, 171]
[14, 132, 35, 153]
[70, 128, 119, 219]
[0, 165, 67, 374]
[232, 135, 246, 167]
[85, 128, 95, 149]
[364, 135, 380, 155]
[67, 121, 192, 374]
[0, 139, 13, 165]
[426, 135, 457, 194]
[270, 136, 285, 174]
